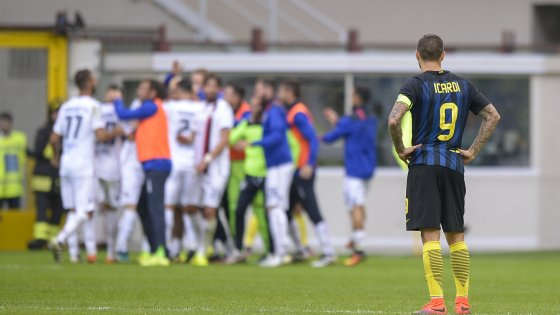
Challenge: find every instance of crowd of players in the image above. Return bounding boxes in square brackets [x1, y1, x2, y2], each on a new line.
[42, 33, 499, 313]
[47, 65, 378, 268]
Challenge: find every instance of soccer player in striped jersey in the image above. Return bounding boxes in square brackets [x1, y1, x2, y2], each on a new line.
[388, 34, 501, 315]
[190, 74, 234, 266]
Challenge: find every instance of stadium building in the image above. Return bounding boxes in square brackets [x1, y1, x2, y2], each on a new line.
[1, 0, 560, 253]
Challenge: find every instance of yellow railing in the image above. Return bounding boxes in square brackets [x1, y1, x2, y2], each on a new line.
[0, 30, 68, 107]
[0, 30, 68, 250]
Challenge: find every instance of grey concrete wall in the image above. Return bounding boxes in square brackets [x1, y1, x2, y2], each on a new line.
[3, 0, 560, 45]
[0, 48, 47, 145]
[533, 75, 560, 249]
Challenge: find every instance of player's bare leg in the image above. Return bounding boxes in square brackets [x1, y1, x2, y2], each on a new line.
[180, 205, 198, 263]
[345, 205, 366, 266]
[413, 229, 447, 315]
[50, 208, 87, 263]
[102, 203, 119, 264]
[445, 232, 471, 314]
[164, 204, 182, 259]
[83, 211, 97, 263]
[191, 207, 216, 267]
[186, 205, 210, 267]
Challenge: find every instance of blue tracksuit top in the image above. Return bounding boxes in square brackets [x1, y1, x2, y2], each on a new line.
[114, 99, 172, 172]
[322, 108, 377, 179]
[252, 103, 292, 167]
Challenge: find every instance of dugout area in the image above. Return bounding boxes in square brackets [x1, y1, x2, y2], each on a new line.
[0, 29, 67, 250]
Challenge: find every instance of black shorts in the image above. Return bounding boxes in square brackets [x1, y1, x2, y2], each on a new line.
[406, 165, 466, 233]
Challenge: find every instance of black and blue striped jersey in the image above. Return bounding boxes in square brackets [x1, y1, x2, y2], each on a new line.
[397, 70, 490, 173]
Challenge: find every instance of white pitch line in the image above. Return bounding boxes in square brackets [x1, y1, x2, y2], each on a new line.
[0, 305, 543, 315]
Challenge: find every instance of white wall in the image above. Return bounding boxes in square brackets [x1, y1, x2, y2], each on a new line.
[312, 168, 539, 254]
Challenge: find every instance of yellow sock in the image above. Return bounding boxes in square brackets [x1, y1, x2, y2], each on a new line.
[422, 241, 444, 298]
[294, 212, 308, 247]
[450, 241, 470, 297]
[243, 214, 259, 248]
[33, 222, 49, 240]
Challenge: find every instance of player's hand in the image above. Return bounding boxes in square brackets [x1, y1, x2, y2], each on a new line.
[323, 108, 339, 125]
[177, 133, 193, 145]
[50, 158, 59, 168]
[196, 161, 208, 174]
[458, 148, 476, 164]
[398, 144, 422, 163]
[233, 140, 248, 151]
[299, 164, 314, 180]
[113, 126, 125, 137]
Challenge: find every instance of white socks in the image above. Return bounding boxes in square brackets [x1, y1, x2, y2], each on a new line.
[141, 238, 151, 253]
[116, 209, 136, 253]
[204, 218, 217, 255]
[269, 207, 288, 257]
[103, 210, 119, 259]
[289, 219, 304, 252]
[195, 213, 207, 254]
[56, 211, 87, 244]
[351, 229, 366, 251]
[83, 217, 97, 256]
[164, 208, 174, 246]
[182, 213, 197, 251]
[67, 231, 79, 261]
[315, 221, 335, 256]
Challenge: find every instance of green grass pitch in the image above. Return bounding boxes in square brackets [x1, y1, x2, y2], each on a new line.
[1, 251, 559, 314]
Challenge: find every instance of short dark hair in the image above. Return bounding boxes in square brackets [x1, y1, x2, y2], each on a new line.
[74, 69, 92, 90]
[280, 80, 301, 98]
[177, 78, 192, 93]
[204, 73, 222, 87]
[227, 83, 245, 99]
[354, 86, 371, 104]
[0, 111, 13, 122]
[107, 84, 121, 92]
[145, 79, 167, 99]
[417, 34, 444, 61]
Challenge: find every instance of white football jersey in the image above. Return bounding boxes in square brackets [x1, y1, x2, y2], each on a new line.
[164, 99, 205, 171]
[95, 103, 121, 181]
[119, 99, 142, 175]
[53, 95, 104, 177]
[193, 98, 234, 173]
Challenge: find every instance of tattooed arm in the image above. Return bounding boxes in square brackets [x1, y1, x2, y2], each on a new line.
[388, 101, 421, 163]
[458, 104, 500, 164]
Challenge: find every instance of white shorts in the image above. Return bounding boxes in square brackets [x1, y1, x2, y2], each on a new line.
[343, 176, 370, 210]
[96, 178, 120, 209]
[165, 169, 198, 207]
[265, 163, 294, 210]
[190, 165, 228, 209]
[120, 157, 144, 207]
[60, 176, 95, 214]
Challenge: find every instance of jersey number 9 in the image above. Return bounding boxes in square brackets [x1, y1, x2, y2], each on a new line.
[438, 102, 458, 141]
